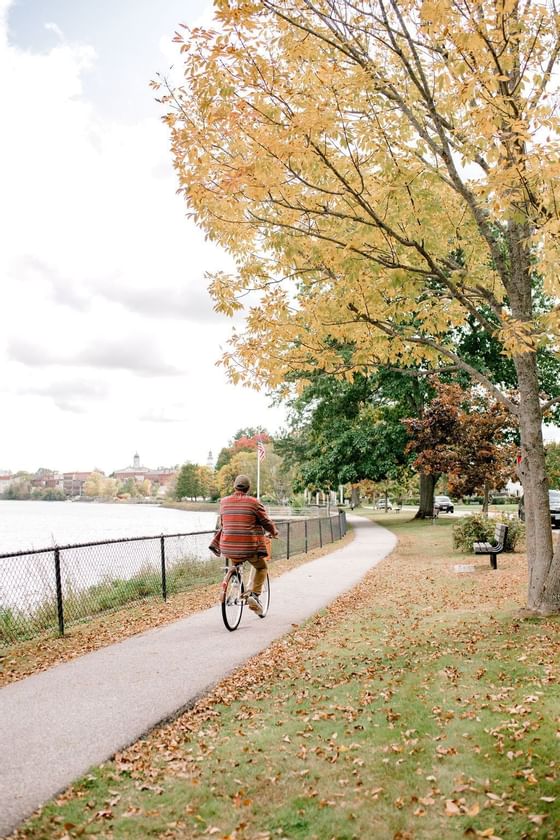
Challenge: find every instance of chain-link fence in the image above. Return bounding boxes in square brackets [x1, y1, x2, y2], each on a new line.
[0, 511, 346, 645]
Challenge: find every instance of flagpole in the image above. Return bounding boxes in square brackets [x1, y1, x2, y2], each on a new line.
[257, 446, 261, 499]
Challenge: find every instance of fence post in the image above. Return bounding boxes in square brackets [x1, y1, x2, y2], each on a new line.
[160, 536, 167, 601]
[329, 515, 334, 543]
[286, 521, 290, 559]
[54, 548, 65, 636]
[304, 519, 308, 553]
[319, 518, 323, 548]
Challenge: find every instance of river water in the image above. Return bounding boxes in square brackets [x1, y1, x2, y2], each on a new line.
[0, 500, 218, 554]
[0, 502, 220, 616]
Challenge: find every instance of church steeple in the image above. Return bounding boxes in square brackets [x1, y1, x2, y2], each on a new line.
[133, 452, 140, 469]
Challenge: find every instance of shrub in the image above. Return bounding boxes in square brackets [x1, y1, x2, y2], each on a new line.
[453, 513, 525, 552]
[453, 514, 495, 551]
[496, 513, 525, 551]
[290, 494, 306, 512]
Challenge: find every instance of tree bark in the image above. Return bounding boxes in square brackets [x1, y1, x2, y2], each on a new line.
[506, 221, 558, 613]
[415, 472, 437, 519]
[482, 480, 489, 516]
[515, 350, 556, 612]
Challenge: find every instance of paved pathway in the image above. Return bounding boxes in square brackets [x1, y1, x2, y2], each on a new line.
[0, 515, 396, 836]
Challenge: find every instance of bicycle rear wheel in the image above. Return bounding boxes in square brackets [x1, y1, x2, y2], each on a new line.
[222, 568, 244, 631]
[258, 574, 270, 618]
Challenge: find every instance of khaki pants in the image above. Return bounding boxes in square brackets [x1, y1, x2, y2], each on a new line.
[232, 553, 268, 595]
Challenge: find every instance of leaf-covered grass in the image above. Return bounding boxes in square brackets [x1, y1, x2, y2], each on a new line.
[11, 517, 560, 839]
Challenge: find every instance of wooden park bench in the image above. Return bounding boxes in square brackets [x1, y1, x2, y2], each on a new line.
[473, 523, 508, 570]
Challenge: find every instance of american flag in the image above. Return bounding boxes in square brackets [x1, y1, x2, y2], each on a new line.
[257, 440, 266, 462]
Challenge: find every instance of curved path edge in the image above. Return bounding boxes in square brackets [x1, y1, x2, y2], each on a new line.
[0, 515, 395, 836]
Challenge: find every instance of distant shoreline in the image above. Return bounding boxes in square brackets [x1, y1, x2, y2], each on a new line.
[0, 498, 219, 511]
[163, 501, 219, 513]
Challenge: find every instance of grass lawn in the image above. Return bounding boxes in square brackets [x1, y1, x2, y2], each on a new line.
[11, 514, 560, 840]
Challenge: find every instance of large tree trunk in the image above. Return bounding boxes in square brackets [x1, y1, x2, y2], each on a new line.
[415, 472, 437, 519]
[507, 221, 558, 613]
[515, 351, 557, 612]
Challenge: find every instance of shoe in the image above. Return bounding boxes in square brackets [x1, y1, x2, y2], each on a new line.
[247, 592, 264, 616]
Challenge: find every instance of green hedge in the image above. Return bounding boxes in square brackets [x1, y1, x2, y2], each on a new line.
[452, 513, 525, 553]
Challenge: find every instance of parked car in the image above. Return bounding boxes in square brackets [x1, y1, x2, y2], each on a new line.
[518, 490, 560, 527]
[434, 495, 454, 513]
[375, 498, 393, 510]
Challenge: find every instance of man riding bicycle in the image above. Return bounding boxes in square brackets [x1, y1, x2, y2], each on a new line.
[213, 474, 279, 616]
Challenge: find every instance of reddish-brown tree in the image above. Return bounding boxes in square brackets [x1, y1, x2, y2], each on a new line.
[405, 384, 516, 516]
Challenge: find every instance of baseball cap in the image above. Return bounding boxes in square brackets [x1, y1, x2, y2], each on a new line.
[234, 474, 251, 491]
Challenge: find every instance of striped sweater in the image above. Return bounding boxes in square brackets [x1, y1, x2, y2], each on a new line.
[212, 491, 277, 559]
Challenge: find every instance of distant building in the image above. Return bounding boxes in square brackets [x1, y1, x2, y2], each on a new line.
[0, 473, 14, 493]
[505, 480, 522, 497]
[112, 453, 177, 496]
[113, 452, 148, 483]
[63, 472, 94, 496]
[31, 469, 64, 491]
[206, 450, 214, 469]
[149, 468, 176, 486]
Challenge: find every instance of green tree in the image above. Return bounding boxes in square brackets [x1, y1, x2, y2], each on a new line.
[175, 463, 202, 500]
[3, 478, 32, 499]
[277, 369, 436, 511]
[215, 446, 234, 472]
[197, 465, 220, 500]
[278, 373, 409, 486]
[216, 445, 292, 501]
[118, 478, 141, 498]
[38, 488, 66, 502]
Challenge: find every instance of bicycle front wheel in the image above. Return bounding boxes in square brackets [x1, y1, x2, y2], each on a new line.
[222, 569, 244, 631]
[258, 574, 270, 618]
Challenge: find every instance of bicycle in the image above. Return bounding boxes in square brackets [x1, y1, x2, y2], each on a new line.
[221, 557, 270, 631]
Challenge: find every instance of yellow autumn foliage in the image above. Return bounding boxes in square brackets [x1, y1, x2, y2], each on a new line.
[156, 0, 560, 398]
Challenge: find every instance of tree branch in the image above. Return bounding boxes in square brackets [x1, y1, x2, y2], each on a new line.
[347, 301, 519, 414]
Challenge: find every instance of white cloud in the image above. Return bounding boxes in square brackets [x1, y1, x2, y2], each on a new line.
[0, 2, 285, 474]
[95, 277, 222, 322]
[16, 256, 93, 311]
[18, 377, 109, 413]
[44, 21, 64, 41]
[7, 335, 182, 376]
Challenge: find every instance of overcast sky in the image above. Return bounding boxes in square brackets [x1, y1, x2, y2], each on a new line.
[0, 0, 286, 475]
